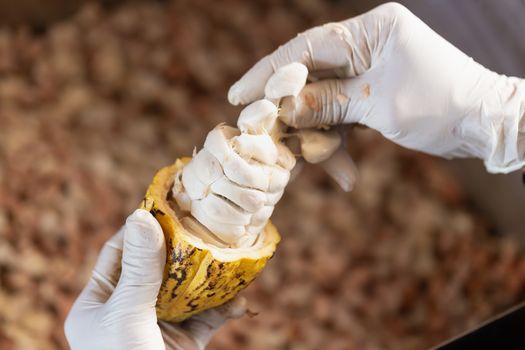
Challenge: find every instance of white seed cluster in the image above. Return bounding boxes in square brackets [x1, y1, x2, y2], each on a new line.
[173, 63, 308, 248]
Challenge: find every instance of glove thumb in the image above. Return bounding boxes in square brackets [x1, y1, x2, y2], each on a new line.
[108, 209, 166, 308]
[279, 77, 368, 128]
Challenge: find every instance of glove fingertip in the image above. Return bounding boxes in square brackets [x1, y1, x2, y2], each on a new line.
[229, 54, 277, 105]
[228, 82, 244, 105]
[228, 81, 265, 106]
[125, 209, 165, 251]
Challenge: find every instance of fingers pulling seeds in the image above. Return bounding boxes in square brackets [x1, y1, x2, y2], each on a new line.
[264, 62, 308, 99]
[173, 63, 311, 248]
[298, 129, 342, 164]
[237, 99, 278, 134]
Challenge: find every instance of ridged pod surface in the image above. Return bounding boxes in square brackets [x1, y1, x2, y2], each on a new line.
[141, 158, 280, 322]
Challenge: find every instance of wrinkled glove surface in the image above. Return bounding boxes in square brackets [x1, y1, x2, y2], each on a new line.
[229, 2, 525, 173]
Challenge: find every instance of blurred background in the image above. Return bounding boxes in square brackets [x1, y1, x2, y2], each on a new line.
[1, 0, 525, 349]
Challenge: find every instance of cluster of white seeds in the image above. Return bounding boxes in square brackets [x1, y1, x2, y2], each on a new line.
[172, 63, 309, 248]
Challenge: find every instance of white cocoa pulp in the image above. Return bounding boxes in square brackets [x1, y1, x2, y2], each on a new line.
[170, 62, 345, 248]
[172, 123, 294, 248]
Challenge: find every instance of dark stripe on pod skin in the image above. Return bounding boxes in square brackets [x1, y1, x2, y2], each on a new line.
[187, 296, 200, 311]
[206, 264, 213, 279]
[159, 279, 169, 294]
[172, 247, 185, 263]
[150, 207, 166, 216]
[216, 263, 224, 280]
[171, 250, 214, 304]
[205, 281, 217, 291]
[213, 277, 227, 291]
[185, 247, 196, 265]
[193, 266, 212, 293]
[194, 280, 207, 292]
[168, 268, 187, 299]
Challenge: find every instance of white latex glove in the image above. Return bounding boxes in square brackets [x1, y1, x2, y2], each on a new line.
[65, 209, 246, 350]
[228, 2, 525, 174]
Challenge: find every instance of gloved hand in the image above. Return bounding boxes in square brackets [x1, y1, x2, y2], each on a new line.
[65, 209, 246, 350]
[228, 2, 525, 174]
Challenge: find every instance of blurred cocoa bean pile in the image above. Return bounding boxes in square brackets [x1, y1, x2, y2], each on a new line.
[0, 1, 524, 349]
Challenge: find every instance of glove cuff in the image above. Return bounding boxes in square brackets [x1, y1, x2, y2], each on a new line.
[483, 76, 525, 174]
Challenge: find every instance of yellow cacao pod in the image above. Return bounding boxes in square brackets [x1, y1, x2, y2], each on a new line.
[140, 158, 280, 322]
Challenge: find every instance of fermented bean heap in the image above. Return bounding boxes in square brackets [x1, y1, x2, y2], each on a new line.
[142, 63, 312, 321]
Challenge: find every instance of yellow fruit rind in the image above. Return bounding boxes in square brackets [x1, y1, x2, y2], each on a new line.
[141, 158, 280, 322]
